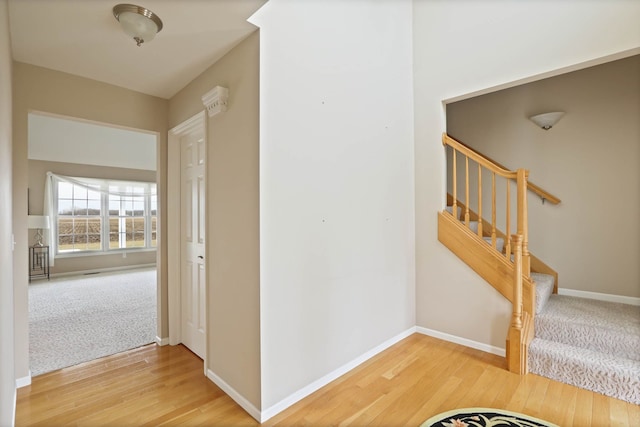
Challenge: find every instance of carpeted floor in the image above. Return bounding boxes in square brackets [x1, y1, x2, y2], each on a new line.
[29, 268, 157, 376]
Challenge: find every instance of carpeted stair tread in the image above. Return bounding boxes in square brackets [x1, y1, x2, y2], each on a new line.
[445, 205, 461, 219]
[530, 272, 554, 314]
[534, 295, 640, 361]
[529, 337, 640, 405]
[482, 236, 504, 253]
[446, 213, 505, 253]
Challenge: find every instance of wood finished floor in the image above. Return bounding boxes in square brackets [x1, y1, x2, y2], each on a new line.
[16, 333, 639, 426]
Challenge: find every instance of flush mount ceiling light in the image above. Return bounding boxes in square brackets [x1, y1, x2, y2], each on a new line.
[529, 112, 565, 130]
[113, 4, 163, 47]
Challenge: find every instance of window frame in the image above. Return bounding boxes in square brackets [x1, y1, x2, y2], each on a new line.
[53, 176, 157, 257]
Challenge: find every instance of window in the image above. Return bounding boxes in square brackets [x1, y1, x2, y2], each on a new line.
[53, 175, 156, 254]
[57, 181, 102, 252]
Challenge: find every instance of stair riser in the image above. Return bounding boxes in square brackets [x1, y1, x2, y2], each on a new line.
[529, 339, 640, 405]
[535, 295, 640, 362]
[535, 319, 640, 362]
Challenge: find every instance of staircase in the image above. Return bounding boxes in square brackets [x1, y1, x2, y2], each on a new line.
[530, 294, 640, 405]
[438, 133, 640, 405]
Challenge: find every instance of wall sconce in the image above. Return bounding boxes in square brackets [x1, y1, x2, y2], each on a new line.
[113, 4, 163, 47]
[529, 112, 565, 130]
[27, 215, 50, 247]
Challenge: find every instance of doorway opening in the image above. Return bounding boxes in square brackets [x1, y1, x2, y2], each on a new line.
[27, 111, 160, 376]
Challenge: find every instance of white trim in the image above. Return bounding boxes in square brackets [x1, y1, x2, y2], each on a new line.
[202, 86, 229, 117]
[167, 127, 181, 346]
[206, 369, 261, 422]
[54, 248, 157, 260]
[167, 111, 207, 353]
[416, 327, 506, 357]
[155, 336, 169, 346]
[11, 388, 16, 427]
[48, 263, 156, 279]
[260, 327, 416, 423]
[558, 288, 640, 306]
[170, 111, 207, 135]
[15, 371, 32, 388]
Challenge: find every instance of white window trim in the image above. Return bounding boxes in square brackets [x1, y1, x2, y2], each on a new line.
[52, 175, 157, 256]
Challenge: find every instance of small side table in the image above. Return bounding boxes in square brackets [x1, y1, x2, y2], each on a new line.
[29, 245, 50, 282]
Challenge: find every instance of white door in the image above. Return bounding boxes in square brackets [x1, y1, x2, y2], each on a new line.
[180, 132, 206, 359]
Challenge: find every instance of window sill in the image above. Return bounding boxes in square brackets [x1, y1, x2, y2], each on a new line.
[55, 248, 157, 259]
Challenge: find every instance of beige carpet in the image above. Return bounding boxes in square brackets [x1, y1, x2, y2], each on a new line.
[29, 268, 157, 376]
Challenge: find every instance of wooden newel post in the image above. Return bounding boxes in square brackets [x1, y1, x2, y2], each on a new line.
[508, 233, 525, 374]
[511, 234, 523, 330]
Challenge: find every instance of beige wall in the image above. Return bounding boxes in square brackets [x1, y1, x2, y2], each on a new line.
[12, 62, 169, 381]
[0, 0, 15, 424]
[28, 159, 157, 275]
[446, 55, 640, 298]
[169, 32, 261, 409]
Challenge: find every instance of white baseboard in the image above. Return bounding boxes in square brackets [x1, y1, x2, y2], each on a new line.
[49, 264, 156, 279]
[558, 288, 640, 306]
[260, 326, 416, 423]
[155, 336, 169, 346]
[416, 326, 506, 357]
[206, 369, 262, 422]
[11, 387, 16, 426]
[15, 371, 32, 388]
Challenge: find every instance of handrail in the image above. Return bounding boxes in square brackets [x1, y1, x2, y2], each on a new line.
[442, 134, 516, 179]
[442, 133, 561, 205]
[527, 182, 561, 205]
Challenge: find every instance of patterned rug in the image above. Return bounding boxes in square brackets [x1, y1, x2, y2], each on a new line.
[420, 408, 558, 427]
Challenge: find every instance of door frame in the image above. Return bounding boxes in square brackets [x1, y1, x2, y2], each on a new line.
[167, 111, 208, 367]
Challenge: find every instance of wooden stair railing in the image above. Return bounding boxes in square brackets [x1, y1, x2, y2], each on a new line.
[445, 133, 561, 205]
[443, 133, 531, 277]
[440, 132, 541, 375]
[448, 195, 558, 294]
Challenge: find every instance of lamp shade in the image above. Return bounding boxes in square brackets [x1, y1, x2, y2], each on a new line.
[118, 10, 159, 43]
[113, 4, 163, 47]
[529, 112, 565, 130]
[27, 215, 50, 230]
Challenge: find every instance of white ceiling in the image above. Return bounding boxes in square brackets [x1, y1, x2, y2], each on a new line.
[7, 0, 266, 99]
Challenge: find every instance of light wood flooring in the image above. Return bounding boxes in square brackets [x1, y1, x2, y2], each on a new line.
[16, 333, 639, 426]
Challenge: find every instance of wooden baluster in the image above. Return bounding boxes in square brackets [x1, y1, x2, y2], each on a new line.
[452, 149, 457, 219]
[477, 164, 483, 238]
[464, 156, 470, 226]
[522, 170, 530, 277]
[516, 169, 530, 277]
[505, 178, 511, 259]
[491, 172, 497, 248]
[516, 170, 524, 237]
